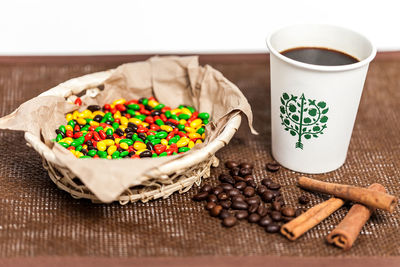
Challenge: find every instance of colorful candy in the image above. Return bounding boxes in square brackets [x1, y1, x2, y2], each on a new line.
[53, 97, 209, 159]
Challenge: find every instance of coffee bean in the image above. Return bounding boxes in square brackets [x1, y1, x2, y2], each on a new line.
[220, 200, 232, 209]
[243, 186, 255, 197]
[207, 194, 218, 203]
[261, 178, 273, 187]
[205, 202, 216, 210]
[295, 208, 305, 217]
[192, 191, 208, 201]
[232, 195, 246, 202]
[233, 175, 246, 182]
[246, 196, 260, 205]
[236, 210, 249, 220]
[281, 206, 295, 217]
[218, 192, 229, 201]
[259, 215, 273, 227]
[227, 188, 241, 197]
[239, 168, 252, 177]
[225, 160, 239, 169]
[267, 182, 281, 190]
[271, 211, 282, 221]
[243, 175, 254, 182]
[231, 200, 248, 210]
[240, 162, 254, 169]
[282, 216, 294, 222]
[220, 183, 234, 191]
[219, 173, 235, 185]
[257, 205, 268, 217]
[248, 203, 259, 213]
[210, 205, 223, 217]
[298, 195, 310, 204]
[234, 181, 247, 191]
[262, 191, 274, 203]
[222, 216, 237, 227]
[265, 223, 280, 233]
[257, 185, 268, 195]
[248, 213, 261, 223]
[266, 162, 281, 172]
[230, 167, 240, 176]
[200, 184, 212, 192]
[247, 180, 257, 188]
[212, 186, 224, 195]
[219, 209, 231, 219]
[272, 201, 282, 211]
[271, 190, 281, 198]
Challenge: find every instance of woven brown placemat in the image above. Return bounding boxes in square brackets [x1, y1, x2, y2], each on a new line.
[0, 54, 399, 258]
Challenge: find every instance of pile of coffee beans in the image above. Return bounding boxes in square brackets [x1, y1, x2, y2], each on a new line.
[192, 160, 307, 233]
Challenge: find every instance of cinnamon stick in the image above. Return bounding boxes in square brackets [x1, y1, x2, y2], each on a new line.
[326, 183, 385, 250]
[298, 176, 397, 213]
[281, 197, 344, 241]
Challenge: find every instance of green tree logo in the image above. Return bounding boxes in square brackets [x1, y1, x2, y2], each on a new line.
[279, 93, 329, 149]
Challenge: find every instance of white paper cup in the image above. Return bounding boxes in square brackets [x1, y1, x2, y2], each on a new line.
[266, 24, 376, 174]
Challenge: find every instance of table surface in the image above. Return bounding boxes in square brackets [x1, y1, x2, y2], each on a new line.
[0, 53, 399, 266]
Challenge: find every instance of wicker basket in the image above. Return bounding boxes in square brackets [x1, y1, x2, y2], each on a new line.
[23, 69, 242, 204]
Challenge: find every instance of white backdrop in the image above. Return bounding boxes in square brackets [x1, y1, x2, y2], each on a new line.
[1, 0, 399, 55]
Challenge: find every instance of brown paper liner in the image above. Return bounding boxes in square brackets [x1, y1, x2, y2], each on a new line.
[281, 197, 345, 241]
[298, 176, 397, 213]
[326, 183, 386, 250]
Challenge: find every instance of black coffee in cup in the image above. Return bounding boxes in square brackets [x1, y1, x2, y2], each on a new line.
[281, 47, 359, 66]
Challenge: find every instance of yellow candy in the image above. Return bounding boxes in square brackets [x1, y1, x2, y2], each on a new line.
[112, 98, 126, 105]
[119, 142, 129, 150]
[89, 121, 99, 127]
[176, 137, 190, 148]
[171, 108, 181, 115]
[148, 100, 158, 108]
[76, 152, 84, 158]
[160, 125, 173, 132]
[133, 141, 147, 151]
[120, 116, 129, 126]
[81, 110, 92, 118]
[141, 122, 149, 128]
[113, 111, 121, 119]
[188, 140, 195, 149]
[188, 133, 201, 139]
[181, 107, 192, 116]
[115, 138, 121, 144]
[161, 139, 168, 146]
[135, 111, 141, 116]
[69, 150, 76, 156]
[107, 155, 112, 159]
[107, 145, 117, 155]
[129, 118, 142, 125]
[97, 141, 107, 151]
[65, 125, 73, 131]
[77, 118, 87, 125]
[135, 149, 147, 155]
[119, 125, 127, 131]
[72, 110, 80, 120]
[92, 111, 105, 118]
[201, 133, 206, 139]
[83, 145, 88, 149]
[61, 137, 73, 145]
[184, 126, 196, 133]
[196, 139, 203, 144]
[103, 139, 115, 147]
[65, 113, 73, 121]
[78, 112, 86, 118]
[179, 119, 187, 125]
[190, 119, 202, 129]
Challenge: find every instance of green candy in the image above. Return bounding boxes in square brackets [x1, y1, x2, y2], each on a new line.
[203, 119, 209, 125]
[178, 113, 190, 120]
[81, 125, 90, 132]
[95, 126, 104, 132]
[76, 137, 85, 145]
[155, 119, 164, 126]
[186, 106, 195, 113]
[135, 114, 146, 121]
[85, 118, 93, 123]
[171, 114, 179, 121]
[67, 120, 75, 127]
[177, 124, 185, 130]
[127, 104, 140, 110]
[131, 133, 138, 141]
[146, 135, 156, 141]
[119, 139, 133, 146]
[112, 122, 120, 129]
[159, 152, 168, 157]
[168, 136, 180, 145]
[70, 141, 79, 147]
[142, 98, 148, 105]
[127, 109, 136, 116]
[97, 151, 108, 158]
[155, 131, 167, 139]
[88, 150, 97, 157]
[196, 127, 205, 135]
[58, 142, 69, 148]
[150, 138, 161, 145]
[178, 147, 190, 153]
[172, 152, 178, 155]
[100, 117, 107, 123]
[198, 112, 210, 120]
[58, 125, 66, 134]
[165, 110, 172, 118]
[120, 151, 129, 158]
[75, 145, 83, 152]
[106, 128, 114, 136]
[79, 156, 92, 159]
[104, 112, 113, 119]
[112, 151, 120, 159]
[151, 153, 158, 158]
[178, 105, 185, 109]
[56, 134, 63, 142]
[154, 104, 165, 110]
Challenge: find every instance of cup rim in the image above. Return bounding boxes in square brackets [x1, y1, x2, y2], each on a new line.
[266, 24, 377, 72]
